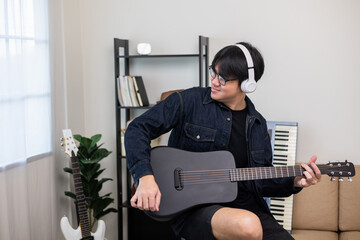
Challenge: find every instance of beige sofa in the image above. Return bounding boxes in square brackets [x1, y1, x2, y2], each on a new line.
[291, 165, 360, 240]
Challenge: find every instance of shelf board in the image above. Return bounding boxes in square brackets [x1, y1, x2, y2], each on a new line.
[118, 54, 207, 59]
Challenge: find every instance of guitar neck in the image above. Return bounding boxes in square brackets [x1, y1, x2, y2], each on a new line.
[230, 164, 328, 182]
[70, 154, 91, 238]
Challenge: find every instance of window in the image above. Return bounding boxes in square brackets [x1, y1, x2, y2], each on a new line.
[0, 0, 51, 167]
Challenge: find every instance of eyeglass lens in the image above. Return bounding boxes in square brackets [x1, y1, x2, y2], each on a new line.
[209, 67, 225, 85]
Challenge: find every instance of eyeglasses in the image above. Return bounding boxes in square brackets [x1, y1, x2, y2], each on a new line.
[208, 66, 238, 86]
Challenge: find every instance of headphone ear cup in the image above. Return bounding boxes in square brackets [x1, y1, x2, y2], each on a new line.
[241, 78, 257, 93]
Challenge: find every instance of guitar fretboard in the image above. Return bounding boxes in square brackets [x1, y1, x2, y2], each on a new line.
[71, 153, 91, 238]
[229, 165, 303, 182]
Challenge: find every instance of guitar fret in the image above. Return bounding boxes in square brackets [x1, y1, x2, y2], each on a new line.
[264, 168, 267, 179]
[74, 179, 82, 183]
[228, 164, 327, 182]
[71, 163, 79, 168]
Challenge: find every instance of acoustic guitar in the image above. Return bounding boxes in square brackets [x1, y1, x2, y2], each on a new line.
[145, 146, 355, 221]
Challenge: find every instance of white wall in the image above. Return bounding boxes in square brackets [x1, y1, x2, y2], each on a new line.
[59, 0, 360, 239]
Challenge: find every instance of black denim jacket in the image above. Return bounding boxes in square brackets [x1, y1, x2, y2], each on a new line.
[125, 87, 301, 200]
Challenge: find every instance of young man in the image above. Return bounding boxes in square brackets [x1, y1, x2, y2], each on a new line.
[125, 42, 321, 240]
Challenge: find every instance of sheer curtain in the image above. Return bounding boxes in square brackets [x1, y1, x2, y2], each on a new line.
[0, 0, 54, 239]
[0, 0, 51, 168]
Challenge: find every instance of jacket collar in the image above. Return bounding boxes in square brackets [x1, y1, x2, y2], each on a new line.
[203, 87, 261, 122]
[203, 87, 214, 105]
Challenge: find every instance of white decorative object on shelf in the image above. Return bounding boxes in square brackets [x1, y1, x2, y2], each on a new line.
[137, 43, 151, 55]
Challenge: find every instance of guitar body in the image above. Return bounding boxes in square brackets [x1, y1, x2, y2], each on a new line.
[60, 216, 105, 240]
[146, 147, 238, 221]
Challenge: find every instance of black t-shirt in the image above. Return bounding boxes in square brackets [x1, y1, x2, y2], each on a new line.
[227, 108, 263, 213]
[228, 108, 248, 168]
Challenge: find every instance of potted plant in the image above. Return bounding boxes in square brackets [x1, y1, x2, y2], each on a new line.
[63, 133, 117, 231]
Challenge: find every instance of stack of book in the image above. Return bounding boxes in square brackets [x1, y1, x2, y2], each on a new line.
[117, 76, 149, 107]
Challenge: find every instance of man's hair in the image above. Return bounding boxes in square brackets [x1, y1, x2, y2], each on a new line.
[211, 42, 265, 86]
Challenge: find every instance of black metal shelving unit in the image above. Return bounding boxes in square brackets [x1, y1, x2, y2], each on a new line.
[113, 36, 209, 240]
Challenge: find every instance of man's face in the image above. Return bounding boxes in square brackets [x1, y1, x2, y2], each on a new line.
[210, 65, 243, 106]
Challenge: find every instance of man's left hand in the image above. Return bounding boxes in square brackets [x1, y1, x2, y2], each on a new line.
[294, 155, 321, 188]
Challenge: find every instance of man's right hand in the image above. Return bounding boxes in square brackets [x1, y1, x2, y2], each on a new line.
[130, 174, 161, 212]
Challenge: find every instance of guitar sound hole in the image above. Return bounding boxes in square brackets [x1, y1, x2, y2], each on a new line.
[174, 168, 183, 191]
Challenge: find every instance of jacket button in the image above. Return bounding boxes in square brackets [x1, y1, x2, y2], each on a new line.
[227, 118, 231, 121]
[196, 135, 200, 139]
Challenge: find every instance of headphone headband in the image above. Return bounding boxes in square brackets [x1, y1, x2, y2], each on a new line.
[234, 44, 256, 93]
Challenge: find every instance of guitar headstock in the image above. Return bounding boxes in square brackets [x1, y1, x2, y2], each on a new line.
[325, 160, 356, 182]
[61, 129, 78, 157]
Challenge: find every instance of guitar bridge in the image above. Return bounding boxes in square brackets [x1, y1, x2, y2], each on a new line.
[174, 168, 183, 191]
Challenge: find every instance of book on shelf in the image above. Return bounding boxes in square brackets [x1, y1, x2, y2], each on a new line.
[132, 76, 143, 106]
[118, 76, 130, 106]
[127, 76, 139, 107]
[117, 75, 149, 107]
[133, 76, 149, 106]
[116, 77, 125, 106]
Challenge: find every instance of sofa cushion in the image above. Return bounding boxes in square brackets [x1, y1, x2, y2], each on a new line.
[339, 165, 360, 231]
[292, 175, 338, 231]
[339, 231, 360, 240]
[291, 229, 338, 240]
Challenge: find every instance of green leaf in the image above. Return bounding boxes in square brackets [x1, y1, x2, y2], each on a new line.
[82, 138, 93, 152]
[92, 148, 112, 160]
[64, 191, 76, 199]
[98, 178, 113, 186]
[63, 167, 73, 174]
[91, 168, 105, 180]
[87, 164, 101, 181]
[101, 193, 112, 198]
[73, 134, 82, 142]
[90, 134, 102, 148]
[93, 198, 114, 217]
[81, 157, 102, 165]
[95, 208, 118, 219]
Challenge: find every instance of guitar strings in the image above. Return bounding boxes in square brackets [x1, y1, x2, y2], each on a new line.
[178, 164, 333, 185]
[180, 167, 301, 178]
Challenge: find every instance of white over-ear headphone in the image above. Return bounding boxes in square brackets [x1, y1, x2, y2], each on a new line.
[235, 44, 257, 93]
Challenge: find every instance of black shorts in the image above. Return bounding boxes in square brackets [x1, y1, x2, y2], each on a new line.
[176, 204, 294, 240]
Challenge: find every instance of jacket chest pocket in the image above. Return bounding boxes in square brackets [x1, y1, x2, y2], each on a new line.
[182, 123, 216, 151]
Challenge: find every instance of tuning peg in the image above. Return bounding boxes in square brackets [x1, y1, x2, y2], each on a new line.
[60, 137, 64, 141]
[330, 176, 336, 182]
[339, 176, 344, 182]
[60, 142, 65, 147]
[347, 177, 353, 182]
